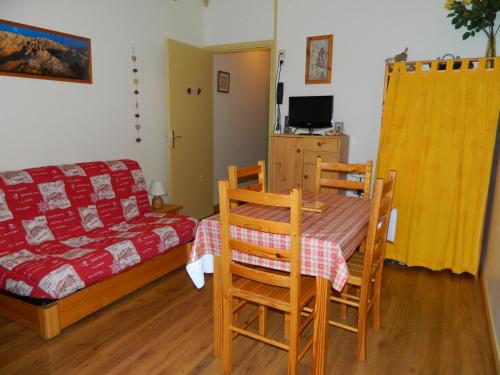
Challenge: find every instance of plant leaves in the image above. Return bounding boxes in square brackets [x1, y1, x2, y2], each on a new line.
[446, 0, 498, 40]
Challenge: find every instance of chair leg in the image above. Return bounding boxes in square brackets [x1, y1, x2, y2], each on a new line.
[373, 268, 383, 331]
[357, 295, 367, 363]
[233, 297, 239, 322]
[284, 312, 290, 340]
[287, 310, 299, 375]
[258, 306, 267, 336]
[222, 295, 233, 373]
[339, 284, 349, 319]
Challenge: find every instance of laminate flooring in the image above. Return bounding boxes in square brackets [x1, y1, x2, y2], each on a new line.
[0, 265, 496, 374]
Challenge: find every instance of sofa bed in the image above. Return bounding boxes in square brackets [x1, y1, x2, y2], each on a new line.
[0, 159, 197, 338]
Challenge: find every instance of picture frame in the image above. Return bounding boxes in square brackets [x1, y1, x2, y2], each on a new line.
[334, 121, 344, 134]
[305, 34, 333, 84]
[0, 19, 92, 84]
[217, 70, 230, 93]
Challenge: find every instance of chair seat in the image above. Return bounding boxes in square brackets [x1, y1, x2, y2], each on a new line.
[231, 274, 316, 312]
[347, 251, 364, 286]
[347, 251, 383, 287]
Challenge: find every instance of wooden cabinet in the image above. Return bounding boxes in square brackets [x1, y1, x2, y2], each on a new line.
[269, 134, 349, 192]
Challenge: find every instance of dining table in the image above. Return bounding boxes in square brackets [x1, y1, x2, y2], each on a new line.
[186, 191, 371, 375]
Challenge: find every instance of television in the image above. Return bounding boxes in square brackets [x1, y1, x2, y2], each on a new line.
[288, 95, 333, 130]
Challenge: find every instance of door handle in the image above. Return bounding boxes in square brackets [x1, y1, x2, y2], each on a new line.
[171, 129, 183, 149]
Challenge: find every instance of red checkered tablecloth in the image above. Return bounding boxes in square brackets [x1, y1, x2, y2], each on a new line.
[188, 192, 370, 292]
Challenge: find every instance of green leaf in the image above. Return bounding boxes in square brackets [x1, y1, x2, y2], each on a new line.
[463, 32, 471, 39]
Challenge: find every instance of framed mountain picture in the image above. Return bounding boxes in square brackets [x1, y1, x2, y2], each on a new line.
[0, 19, 92, 83]
[305, 34, 333, 84]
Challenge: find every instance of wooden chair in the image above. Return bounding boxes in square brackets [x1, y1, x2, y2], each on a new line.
[228, 160, 266, 193]
[325, 171, 396, 362]
[227, 160, 266, 318]
[315, 158, 373, 317]
[315, 158, 373, 199]
[218, 180, 316, 374]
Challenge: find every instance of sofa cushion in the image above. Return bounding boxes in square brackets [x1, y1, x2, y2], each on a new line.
[0, 213, 197, 299]
[0, 160, 150, 247]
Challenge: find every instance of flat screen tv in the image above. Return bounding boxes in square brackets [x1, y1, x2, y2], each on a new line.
[288, 95, 333, 129]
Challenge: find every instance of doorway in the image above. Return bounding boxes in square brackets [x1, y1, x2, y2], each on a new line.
[167, 40, 274, 218]
[212, 49, 271, 204]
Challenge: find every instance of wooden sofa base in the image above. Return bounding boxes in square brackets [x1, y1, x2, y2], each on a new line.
[0, 242, 192, 339]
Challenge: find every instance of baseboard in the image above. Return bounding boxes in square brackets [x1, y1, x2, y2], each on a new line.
[480, 273, 500, 374]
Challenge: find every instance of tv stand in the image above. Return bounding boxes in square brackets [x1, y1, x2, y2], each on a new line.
[293, 127, 329, 136]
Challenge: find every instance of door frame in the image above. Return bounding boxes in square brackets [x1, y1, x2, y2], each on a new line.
[205, 39, 276, 189]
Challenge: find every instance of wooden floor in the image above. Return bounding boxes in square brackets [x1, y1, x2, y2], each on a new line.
[0, 265, 496, 375]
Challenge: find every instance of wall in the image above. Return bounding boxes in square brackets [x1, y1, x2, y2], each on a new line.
[0, 0, 204, 190]
[1, 1, 492, 187]
[483, 139, 500, 368]
[213, 50, 270, 202]
[203, 0, 274, 46]
[276, 0, 488, 166]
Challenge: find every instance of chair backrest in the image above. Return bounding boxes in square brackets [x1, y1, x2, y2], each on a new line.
[228, 160, 266, 193]
[362, 171, 396, 286]
[218, 180, 302, 306]
[315, 158, 373, 199]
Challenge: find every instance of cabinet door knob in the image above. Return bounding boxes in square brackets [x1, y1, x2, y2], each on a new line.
[304, 174, 308, 179]
[296, 149, 301, 154]
[317, 142, 322, 147]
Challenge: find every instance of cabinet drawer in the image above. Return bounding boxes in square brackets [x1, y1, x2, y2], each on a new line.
[304, 151, 338, 165]
[303, 138, 338, 152]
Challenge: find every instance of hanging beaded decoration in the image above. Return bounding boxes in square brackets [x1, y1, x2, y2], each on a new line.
[131, 47, 141, 143]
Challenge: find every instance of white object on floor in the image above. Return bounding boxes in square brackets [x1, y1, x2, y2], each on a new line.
[186, 253, 214, 288]
[388, 208, 397, 243]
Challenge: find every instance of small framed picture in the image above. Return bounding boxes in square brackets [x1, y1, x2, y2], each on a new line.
[217, 70, 230, 93]
[305, 34, 333, 84]
[334, 121, 344, 133]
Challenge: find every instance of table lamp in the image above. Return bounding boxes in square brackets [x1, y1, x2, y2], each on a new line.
[148, 180, 167, 210]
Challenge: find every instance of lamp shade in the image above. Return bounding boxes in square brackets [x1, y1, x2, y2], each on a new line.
[148, 180, 167, 196]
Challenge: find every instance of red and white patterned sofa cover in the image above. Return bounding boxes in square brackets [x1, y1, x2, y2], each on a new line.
[0, 160, 197, 300]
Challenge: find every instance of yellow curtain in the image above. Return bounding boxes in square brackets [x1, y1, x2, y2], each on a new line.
[377, 58, 500, 275]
